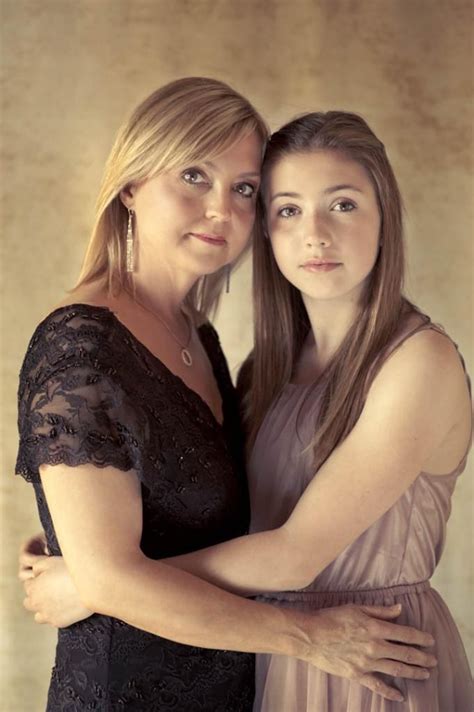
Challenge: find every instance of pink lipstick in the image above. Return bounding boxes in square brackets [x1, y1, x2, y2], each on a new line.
[190, 233, 227, 246]
[301, 259, 341, 272]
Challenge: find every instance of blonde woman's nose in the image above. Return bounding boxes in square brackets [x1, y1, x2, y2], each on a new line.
[205, 190, 232, 222]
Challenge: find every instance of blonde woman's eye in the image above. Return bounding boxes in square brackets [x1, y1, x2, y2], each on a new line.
[277, 206, 299, 218]
[234, 182, 256, 198]
[182, 169, 207, 185]
[332, 200, 356, 212]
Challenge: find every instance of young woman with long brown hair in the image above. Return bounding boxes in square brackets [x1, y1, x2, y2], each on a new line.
[238, 112, 473, 711]
[18, 97, 447, 711]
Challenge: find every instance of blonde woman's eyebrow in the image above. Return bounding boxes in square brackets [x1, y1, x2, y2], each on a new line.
[201, 161, 260, 179]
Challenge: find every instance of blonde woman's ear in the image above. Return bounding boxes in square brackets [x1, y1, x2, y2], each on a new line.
[119, 184, 136, 209]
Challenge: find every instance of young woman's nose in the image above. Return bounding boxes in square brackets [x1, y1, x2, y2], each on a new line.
[305, 213, 332, 248]
[204, 188, 232, 222]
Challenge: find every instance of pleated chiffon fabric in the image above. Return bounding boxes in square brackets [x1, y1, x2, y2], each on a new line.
[248, 317, 473, 712]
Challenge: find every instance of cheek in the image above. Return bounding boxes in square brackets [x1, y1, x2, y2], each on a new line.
[352, 238, 380, 281]
[234, 202, 257, 234]
[269, 236, 295, 276]
[236, 198, 257, 220]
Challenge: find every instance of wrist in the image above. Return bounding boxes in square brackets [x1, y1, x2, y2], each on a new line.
[276, 607, 312, 660]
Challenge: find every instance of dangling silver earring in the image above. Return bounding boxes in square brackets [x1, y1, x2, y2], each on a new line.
[225, 264, 231, 293]
[126, 208, 134, 273]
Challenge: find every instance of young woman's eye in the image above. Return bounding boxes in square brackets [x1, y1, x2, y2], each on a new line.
[332, 200, 356, 212]
[234, 182, 257, 199]
[277, 206, 300, 218]
[181, 169, 207, 185]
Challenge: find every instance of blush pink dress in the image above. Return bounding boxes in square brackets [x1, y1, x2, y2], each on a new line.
[248, 319, 473, 711]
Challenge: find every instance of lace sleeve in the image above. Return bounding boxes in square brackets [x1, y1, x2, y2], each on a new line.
[15, 309, 147, 483]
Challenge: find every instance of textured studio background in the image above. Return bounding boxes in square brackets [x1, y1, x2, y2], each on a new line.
[1, 1, 472, 709]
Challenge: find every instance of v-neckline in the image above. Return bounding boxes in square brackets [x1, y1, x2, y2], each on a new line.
[46, 303, 226, 429]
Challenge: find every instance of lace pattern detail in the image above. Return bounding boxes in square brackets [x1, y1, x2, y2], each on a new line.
[16, 305, 254, 711]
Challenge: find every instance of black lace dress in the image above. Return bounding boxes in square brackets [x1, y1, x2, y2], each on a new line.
[16, 305, 255, 712]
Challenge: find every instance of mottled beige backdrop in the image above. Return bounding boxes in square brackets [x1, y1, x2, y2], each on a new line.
[1, 1, 472, 710]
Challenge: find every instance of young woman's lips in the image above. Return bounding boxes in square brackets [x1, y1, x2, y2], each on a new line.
[190, 233, 227, 246]
[301, 261, 341, 272]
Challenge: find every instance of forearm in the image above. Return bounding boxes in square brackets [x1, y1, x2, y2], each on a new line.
[164, 526, 310, 596]
[82, 554, 309, 657]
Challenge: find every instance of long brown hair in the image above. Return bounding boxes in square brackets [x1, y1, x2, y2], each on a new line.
[242, 111, 411, 471]
[75, 77, 268, 322]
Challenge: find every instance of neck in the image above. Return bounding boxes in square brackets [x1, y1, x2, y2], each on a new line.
[131, 266, 198, 322]
[302, 293, 361, 370]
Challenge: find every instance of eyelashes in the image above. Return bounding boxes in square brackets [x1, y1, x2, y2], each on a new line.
[181, 168, 207, 185]
[180, 168, 257, 199]
[277, 206, 300, 218]
[332, 200, 356, 212]
[276, 199, 357, 219]
[234, 182, 257, 199]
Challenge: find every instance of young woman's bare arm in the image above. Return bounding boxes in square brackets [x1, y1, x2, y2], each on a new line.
[165, 331, 471, 593]
[22, 451, 437, 703]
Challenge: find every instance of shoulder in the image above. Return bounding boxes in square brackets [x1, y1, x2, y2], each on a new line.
[367, 323, 469, 419]
[19, 304, 119, 390]
[380, 325, 463, 382]
[33, 303, 116, 353]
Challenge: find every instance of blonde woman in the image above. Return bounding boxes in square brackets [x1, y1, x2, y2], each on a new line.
[18, 84, 438, 711]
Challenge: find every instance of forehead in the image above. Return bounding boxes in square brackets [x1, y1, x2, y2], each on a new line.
[268, 149, 372, 190]
[206, 131, 263, 172]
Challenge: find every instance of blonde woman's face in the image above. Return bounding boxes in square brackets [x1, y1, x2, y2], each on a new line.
[125, 132, 262, 279]
[266, 149, 381, 305]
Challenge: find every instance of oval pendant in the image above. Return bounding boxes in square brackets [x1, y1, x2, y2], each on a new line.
[181, 348, 193, 367]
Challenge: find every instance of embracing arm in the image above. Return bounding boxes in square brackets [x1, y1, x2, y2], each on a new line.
[21, 457, 438, 702]
[166, 330, 470, 594]
[37, 461, 304, 655]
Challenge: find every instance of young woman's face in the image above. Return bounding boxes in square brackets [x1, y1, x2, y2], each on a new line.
[266, 149, 381, 305]
[125, 131, 262, 279]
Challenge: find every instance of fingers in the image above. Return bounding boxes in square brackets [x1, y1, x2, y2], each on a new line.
[18, 566, 35, 582]
[18, 554, 50, 581]
[23, 577, 34, 595]
[34, 612, 46, 624]
[31, 556, 53, 575]
[19, 550, 41, 570]
[23, 593, 46, 623]
[358, 674, 404, 703]
[359, 603, 402, 620]
[375, 659, 431, 680]
[377, 641, 437, 668]
[373, 619, 435, 648]
[23, 595, 35, 612]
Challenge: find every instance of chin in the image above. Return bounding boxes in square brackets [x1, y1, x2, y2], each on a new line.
[189, 255, 229, 278]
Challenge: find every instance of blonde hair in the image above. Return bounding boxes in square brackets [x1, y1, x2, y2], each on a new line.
[76, 77, 268, 320]
[241, 112, 414, 471]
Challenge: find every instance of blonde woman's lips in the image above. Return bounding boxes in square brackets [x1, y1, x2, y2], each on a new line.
[190, 233, 227, 246]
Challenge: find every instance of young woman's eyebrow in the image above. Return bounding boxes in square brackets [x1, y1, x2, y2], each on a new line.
[269, 191, 301, 203]
[323, 184, 363, 195]
[270, 185, 363, 203]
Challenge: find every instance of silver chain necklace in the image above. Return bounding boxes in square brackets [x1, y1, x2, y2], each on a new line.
[133, 295, 193, 367]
